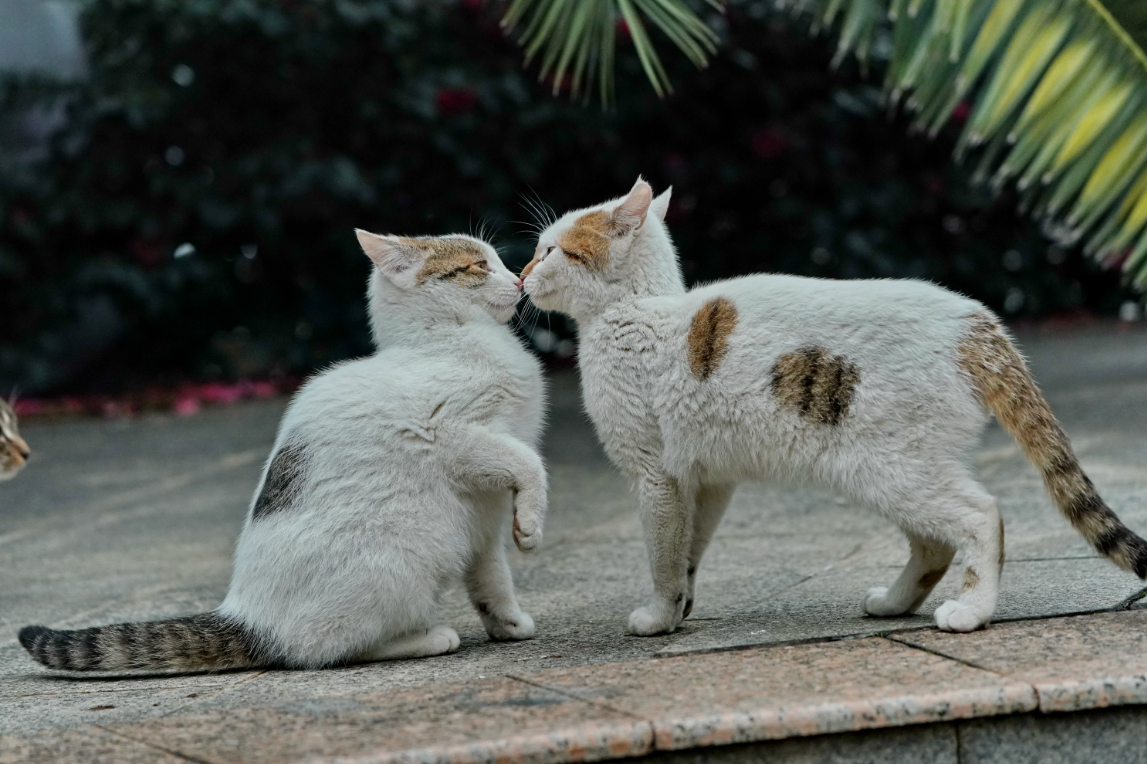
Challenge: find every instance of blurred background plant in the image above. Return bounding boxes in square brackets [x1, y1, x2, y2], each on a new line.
[0, 0, 1140, 405]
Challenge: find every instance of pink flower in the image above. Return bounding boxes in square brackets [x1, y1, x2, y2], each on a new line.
[750, 128, 787, 160]
[13, 399, 45, 417]
[435, 87, 478, 116]
[197, 383, 242, 404]
[173, 396, 200, 416]
[951, 101, 971, 124]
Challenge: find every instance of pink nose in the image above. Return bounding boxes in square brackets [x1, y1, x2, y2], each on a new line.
[513, 277, 524, 291]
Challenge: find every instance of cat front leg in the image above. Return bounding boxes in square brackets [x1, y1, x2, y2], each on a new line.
[684, 483, 736, 619]
[449, 428, 548, 553]
[465, 497, 535, 641]
[629, 471, 694, 636]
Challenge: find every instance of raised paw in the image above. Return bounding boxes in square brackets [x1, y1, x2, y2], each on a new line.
[482, 609, 535, 641]
[934, 600, 989, 633]
[627, 603, 679, 636]
[512, 515, 542, 552]
[863, 586, 912, 617]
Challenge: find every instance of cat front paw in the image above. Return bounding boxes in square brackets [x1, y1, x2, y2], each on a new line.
[934, 600, 989, 632]
[627, 604, 678, 636]
[482, 609, 535, 641]
[512, 513, 542, 552]
[863, 586, 911, 617]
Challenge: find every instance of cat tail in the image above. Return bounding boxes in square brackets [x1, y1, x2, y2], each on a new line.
[960, 311, 1147, 578]
[18, 612, 272, 672]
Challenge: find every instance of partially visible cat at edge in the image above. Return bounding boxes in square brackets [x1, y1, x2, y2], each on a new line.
[19, 230, 548, 672]
[521, 177, 1147, 636]
[0, 398, 30, 481]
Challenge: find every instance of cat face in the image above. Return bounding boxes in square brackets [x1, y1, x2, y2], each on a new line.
[356, 231, 522, 323]
[521, 178, 670, 315]
[0, 401, 30, 482]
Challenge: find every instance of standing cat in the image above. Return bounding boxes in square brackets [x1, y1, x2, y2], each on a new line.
[20, 231, 547, 671]
[521, 178, 1147, 636]
[0, 398, 31, 481]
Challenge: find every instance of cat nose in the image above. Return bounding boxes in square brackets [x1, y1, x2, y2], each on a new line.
[513, 277, 524, 291]
[12, 436, 29, 460]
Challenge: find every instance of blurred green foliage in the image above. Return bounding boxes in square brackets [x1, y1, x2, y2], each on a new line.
[0, 0, 1134, 395]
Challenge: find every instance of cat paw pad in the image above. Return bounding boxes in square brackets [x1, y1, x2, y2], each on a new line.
[627, 605, 676, 636]
[863, 587, 910, 617]
[485, 610, 535, 641]
[934, 600, 988, 633]
[427, 625, 461, 654]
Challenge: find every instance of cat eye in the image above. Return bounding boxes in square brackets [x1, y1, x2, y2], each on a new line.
[564, 250, 586, 263]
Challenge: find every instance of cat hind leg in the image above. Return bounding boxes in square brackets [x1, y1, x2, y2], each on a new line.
[355, 625, 460, 662]
[934, 492, 1002, 632]
[864, 536, 955, 617]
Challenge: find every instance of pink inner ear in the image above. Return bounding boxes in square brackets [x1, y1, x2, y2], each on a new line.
[613, 183, 653, 232]
[356, 230, 419, 275]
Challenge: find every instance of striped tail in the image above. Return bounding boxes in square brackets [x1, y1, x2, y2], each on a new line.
[959, 312, 1147, 578]
[18, 612, 270, 672]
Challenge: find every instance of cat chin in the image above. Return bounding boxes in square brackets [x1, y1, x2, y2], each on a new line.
[0, 466, 21, 482]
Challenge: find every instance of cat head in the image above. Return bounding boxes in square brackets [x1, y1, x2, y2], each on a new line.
[520, 178, 677, 318]
[0, 400, 30, 482]
[356, 231, 522, 343]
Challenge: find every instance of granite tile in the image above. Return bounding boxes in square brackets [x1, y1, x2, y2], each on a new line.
[519, 638, 1035, 751]
[892, 610, 1147, 713]
[958, 706, 1147, 764]
[0, 726, 187, 764]
[647, 723, 959, 764]
[106, 676, 651, 764]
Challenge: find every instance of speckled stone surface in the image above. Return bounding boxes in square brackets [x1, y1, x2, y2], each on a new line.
[102, 677, 652, 764]
[518, 638, 1035, 751]
[0, 726, 187, 763]
[893, 610, 1147, 712]
[2, 327, 1146, 762]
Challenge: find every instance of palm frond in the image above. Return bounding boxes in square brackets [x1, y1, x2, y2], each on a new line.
[504, 0, 1147, 289]
[501, 0, 720, 105]
[816, 0, 1147, 289]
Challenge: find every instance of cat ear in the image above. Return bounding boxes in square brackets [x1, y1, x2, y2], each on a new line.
[610, 177, 654, 235]
[650, 186, 672, 222]
[356, 230, 421, 281]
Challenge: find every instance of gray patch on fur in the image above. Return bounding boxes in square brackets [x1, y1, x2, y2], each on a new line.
[252, 442, 307, 521]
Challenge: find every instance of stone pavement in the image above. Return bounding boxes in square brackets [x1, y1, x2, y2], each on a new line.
[1, 322, 1147, 762]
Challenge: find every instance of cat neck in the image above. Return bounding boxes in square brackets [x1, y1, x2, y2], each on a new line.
[568, 220, 686, 328]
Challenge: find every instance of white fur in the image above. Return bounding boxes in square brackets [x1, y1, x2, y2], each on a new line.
[524, 179, 1003, 635]
[219, 233, 547, 668]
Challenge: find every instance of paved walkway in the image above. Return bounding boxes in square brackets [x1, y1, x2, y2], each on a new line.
[2, 323, 1147, 762]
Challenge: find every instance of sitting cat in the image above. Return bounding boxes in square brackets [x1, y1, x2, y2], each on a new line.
[20, 231, 547, 671]
[0, 398, 31, 481]
[521, 178, 1147, 636]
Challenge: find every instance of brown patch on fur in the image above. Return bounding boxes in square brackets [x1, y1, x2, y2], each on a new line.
[687, 298, 738, 380]
[918, 569, 946, 589]
[958, 312, 1147, 578]
[961, 567, 980, 593]
[520, 258, 540, 278]
[771, 346, 860, 426]
[557, 211, 615, 272]
[406, 237, 489, 286]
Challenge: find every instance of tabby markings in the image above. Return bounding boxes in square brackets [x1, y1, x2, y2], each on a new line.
[959, 312, 1147, 577]
[917, 569, 946, 589]
[961, 567, 980, 594]
[770, 346, 860, 426]
[687, 297, 738, 380]
[252, 442, 307, 520]
[557, 211, 615, 272]
[402, 237, 489, 286]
